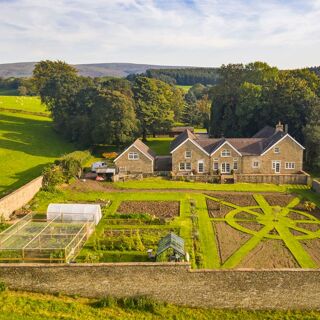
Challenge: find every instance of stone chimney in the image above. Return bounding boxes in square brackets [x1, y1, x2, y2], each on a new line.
[275, 121, 284, 132]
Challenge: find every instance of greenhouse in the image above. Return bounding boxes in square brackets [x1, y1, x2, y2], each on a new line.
[0, 213, 95, 263]
[47, 203, 102, 225]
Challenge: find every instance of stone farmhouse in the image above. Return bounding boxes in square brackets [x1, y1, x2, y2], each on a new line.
[114, 122, 307, 183]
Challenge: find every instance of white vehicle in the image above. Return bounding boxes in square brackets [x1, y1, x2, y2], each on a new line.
[91, 161, 107, 173]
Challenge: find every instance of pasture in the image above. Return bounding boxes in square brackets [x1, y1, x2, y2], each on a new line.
[0, 98, 73, 196]
[0, 96, 49, 116]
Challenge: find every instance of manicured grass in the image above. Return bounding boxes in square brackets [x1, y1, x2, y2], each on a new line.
[194, 128, 207, 133]
[144, 137, 172, 155]
[0, 111, 74, 196]
[176, 85, 192, 93]
[0, 96, 49, 115]
[1, 290, 320, 320]
[113, 177, 305, 193]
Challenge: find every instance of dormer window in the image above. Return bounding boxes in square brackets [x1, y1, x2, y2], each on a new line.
[128, 152, 139, 160]
[221, 149, 231, 157]
[274, 147, 280, 154]
[185, 150, 192, 159]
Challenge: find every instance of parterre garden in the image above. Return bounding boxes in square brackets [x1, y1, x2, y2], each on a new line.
[28, 179, 320, 269]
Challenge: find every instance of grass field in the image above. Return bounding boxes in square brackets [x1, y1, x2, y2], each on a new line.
[113, 177, 303, 192]
[0, 96, 49, 116]
[1, 290, 319, 320]
[144, 137, 172, 155]
[0, 109, 74, 196]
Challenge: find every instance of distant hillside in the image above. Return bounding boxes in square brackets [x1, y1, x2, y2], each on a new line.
[0, 62, 189, 78]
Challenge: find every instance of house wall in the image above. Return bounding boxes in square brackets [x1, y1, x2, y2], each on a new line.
[210, 145, 241, 174]
[171, 140, 209, 175]
[114, 146, 153, 174]
[241, 136, 303, 174]
[1, 263, 320, 310]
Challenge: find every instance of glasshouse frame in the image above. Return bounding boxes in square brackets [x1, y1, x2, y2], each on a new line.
[0, 213, 95, 263]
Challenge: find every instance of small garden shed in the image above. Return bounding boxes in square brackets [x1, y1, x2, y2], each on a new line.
[47, 203, 102, 225]
[156, 232, 186, 262]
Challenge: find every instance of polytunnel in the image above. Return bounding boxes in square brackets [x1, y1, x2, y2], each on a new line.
[47, 203, 102, 225]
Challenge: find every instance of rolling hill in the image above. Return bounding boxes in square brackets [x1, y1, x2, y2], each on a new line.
[0, 62, 189, 78]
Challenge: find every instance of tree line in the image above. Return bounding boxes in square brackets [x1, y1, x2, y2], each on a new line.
[33, 60, 185, 147]
[209, 62, 320, 170]
[143, 68, 220, 85]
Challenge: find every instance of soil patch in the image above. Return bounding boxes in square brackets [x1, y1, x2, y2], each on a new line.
[264, 194, 295, 207]
[117, 201, 180, 219]
[294, 202, 320, 219]
[286, 211, 311, 221]
[295, 223, 320, 232]
[237, 239, 299, 268]
[206, 199, 233, 218]
[205, 193, 257, 206]
[236, 221, 264, 232]
[213, 221, 251, 264]
[234, 211, 257, 220]
[301, 239, 320, 267]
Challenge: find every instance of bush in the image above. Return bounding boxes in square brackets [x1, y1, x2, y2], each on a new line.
[0, 282, 7, 293]
[93, 296, 117, 308]
[42, 164, 65, 190]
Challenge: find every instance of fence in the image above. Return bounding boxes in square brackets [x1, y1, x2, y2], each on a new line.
[0, 176, 43, 220]
[0, 263, 320, 309]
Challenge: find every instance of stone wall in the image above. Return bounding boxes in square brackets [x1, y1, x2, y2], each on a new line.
[0, 176, 43, 220]
[312, 179, 320, 193]
[236, 173, 309, 185]
[1, 263, 320, 309]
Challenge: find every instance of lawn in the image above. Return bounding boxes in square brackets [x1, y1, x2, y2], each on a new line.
[113, 177, 304, 192]
[0, 96, 49, 116]
[0, 89, 19, 96]
[1, 290, 319, 320]
[144, 137, 172, 155]
[0, 111, 74, 196]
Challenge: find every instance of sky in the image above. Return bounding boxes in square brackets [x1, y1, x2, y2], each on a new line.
[0, 0, 319, 68]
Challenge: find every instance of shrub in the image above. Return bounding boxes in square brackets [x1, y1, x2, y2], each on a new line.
[117, 295, 159, 313]
[304, 201, 317, 212]
[93, 296, 117, 308]
[0, 282, 7, 293]
[42, 164, 65, 190]
[102, 152, 118, 160]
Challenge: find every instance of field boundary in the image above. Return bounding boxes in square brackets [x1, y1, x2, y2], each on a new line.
[1, 263, 320, 309]
[0, 176, 43, 219]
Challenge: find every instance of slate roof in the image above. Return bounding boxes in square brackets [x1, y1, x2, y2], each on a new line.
[170, 127, 299, 156]
[133, 139, 156, 159]
[252, 125, 276, 138]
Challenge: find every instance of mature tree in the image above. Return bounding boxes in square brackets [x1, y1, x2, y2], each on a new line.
[132, 77, 176, 140]
[91, 89, 138, 146]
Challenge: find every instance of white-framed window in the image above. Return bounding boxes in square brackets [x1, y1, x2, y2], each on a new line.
[272, 160, 281, 173]
[128, 152, 139, 160]
[213, 162, 219, 171]
[221, 149, 231, 157]
[233, 162, 238, 170]
[274, 147, 280, 154]
[233, 158, 238, 162]
[221, 163, 231, 174]
[252, 160, 260, 168]
[185, 150, 192, 159]
[179, 162, 191, 171]
[213, 158, 219, 161]
[285, 162, 295, 169]
[198, 160, 204, 173]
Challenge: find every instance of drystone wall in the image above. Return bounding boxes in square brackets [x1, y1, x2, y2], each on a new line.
[0, 176, 43, 219]
[0, 263, 320, 310]
[313, 179, 320, 193]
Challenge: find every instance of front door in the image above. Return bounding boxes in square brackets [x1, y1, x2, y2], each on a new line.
[221, 162, 231, 174]
[273, 161, 281, 173]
